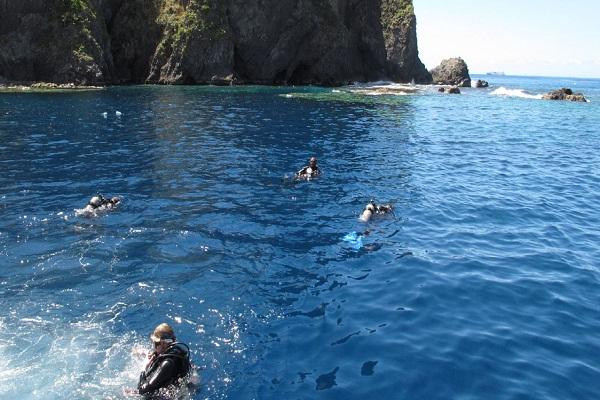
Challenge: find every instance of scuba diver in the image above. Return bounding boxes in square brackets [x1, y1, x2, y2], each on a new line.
[75, 194, 121, 217]
[126, 323, 191, 397]
[295, 156, 321, 180]
[359, 201, 394, 222]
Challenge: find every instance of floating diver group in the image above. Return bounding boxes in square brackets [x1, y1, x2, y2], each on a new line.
[75, 156, 393, 397]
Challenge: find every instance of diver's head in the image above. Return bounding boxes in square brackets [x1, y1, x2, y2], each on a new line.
[309, 157, 317, 168]
[151, 323, 176, 354]
[88, 195, 103, 208]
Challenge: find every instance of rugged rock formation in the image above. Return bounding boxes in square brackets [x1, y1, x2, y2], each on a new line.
[542, 88, 587, 102]
[0, 0, 432, 86]
[381, 0, 431, 83]
[430, 57, 471, 87]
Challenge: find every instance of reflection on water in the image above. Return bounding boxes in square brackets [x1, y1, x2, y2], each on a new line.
[1, 78, 600, 399]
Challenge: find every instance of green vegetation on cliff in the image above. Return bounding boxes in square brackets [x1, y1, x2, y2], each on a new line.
[156, 0, 227, 54]
[62, 0, 90, 12]
[150, 0, 231, 83]
[380, 0, 414, 29]
[54, 0, 104, 75]
[59, 0, 94, 25]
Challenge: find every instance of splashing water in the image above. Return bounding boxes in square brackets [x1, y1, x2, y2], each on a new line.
[491, 86, 544, 99]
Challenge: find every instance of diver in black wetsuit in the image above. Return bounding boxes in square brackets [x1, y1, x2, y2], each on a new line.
[75, 194, 121, 217]
[136, 323, 191, 396]
[295, 156, 321, 180]
[85, 194, 121, 210]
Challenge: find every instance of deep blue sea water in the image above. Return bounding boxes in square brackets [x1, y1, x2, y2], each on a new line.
[1, 75, 599, 400]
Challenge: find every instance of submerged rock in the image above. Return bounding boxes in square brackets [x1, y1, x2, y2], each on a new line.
[438, 86, 461, 94]
[473, 79, 489, 88]
[0, 0, 431, 86]
[542, 88, 587, 102]
[430, 57, 471, 87]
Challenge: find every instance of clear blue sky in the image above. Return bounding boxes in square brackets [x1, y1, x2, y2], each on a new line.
[414, 0, 600, 78]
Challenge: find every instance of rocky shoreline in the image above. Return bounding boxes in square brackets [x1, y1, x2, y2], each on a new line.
[0, 81, 104, 92]
[0, 57, 590, 103]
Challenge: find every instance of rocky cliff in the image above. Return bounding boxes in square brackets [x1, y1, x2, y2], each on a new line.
[0, 0, 431, 86]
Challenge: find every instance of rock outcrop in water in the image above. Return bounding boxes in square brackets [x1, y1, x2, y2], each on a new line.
[430, 57, 471, 87]
[438, 86, 460, 94]
[0, 0, 432, 86]
[542, 88, 587, 102]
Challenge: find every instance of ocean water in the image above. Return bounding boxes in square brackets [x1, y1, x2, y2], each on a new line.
[1, 75, 599, 400]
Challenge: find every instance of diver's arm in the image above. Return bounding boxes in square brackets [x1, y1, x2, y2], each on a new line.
[296, 166, 308, 176]
[138, 359, 177, 395]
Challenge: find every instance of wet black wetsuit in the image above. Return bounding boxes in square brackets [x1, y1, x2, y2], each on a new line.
[90, 195, 119, 210]
[374, 204, 393, 214]
[137, 343, 191, 396]
[296, 165, 321, 179]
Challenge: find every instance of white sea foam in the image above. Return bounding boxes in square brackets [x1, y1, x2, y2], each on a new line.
[0, 308, 146, 400]
[0, 303, 202, 400]
[354, 90, 413, 96]
[491, 87, 543, 100]
[348, 82, 420, 96]
[352, 80, 395, 87]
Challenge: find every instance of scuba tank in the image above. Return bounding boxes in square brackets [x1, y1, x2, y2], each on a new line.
[138, 343, 191, 394]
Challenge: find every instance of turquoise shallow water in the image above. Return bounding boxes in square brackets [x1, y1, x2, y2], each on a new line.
[1, 75, 599, 399]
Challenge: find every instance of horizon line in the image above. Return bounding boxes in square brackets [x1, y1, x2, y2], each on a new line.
[470, 72, 600, 80]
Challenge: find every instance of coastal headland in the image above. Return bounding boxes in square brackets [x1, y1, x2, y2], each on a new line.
[0, 0, 431, 87]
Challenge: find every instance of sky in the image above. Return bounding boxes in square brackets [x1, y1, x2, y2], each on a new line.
[413, 0, 600, 78]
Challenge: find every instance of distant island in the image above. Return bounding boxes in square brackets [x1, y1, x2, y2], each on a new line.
[486, 72, 506, 76]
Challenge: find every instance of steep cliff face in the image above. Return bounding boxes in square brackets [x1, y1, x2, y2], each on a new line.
[107, 0, 162, 83]
[0, 0, 112, 85]
[147, 0, 233, 84]
[225, 0, 388, 85]
[381, 0, 431, 83]
[0, 0, 431, 85]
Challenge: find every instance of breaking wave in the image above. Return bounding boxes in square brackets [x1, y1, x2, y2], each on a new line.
[491, 87, 543, 99]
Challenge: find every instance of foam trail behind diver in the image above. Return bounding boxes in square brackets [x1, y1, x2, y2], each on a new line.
[0, 308, 148, 400]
